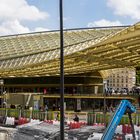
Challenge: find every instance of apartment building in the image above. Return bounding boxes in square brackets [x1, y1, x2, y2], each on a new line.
[106, 68, 136, 93]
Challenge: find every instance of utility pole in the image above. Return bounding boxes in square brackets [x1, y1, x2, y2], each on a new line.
[103, 80, 107, 126]
[59, 0, 64, 139]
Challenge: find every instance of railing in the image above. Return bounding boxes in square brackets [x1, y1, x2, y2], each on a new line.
[87, 112, 140, 125]
[0, 93, 137, 102]
[0, 108, 88, 121]
[42, 93, 137, 99]
[0, 108, 140, 125]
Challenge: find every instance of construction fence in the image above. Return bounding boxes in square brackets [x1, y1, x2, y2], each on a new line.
[0, 108, 140, 125]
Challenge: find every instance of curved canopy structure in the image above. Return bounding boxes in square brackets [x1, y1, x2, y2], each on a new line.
[0, 22, 140, 78]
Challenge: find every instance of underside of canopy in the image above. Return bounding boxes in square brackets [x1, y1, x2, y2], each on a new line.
[0, 22, 140, 78]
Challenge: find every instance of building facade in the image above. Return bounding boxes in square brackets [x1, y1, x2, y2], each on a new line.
[106, 68, 136, 93]
[0, 22, 139, 110]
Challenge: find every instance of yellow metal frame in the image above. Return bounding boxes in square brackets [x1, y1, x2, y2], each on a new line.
[42, 94, 136, 100]
[0, 23, 139, 77]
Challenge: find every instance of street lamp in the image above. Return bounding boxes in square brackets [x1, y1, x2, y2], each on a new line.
[0, 79, 4, 95]
[0, 79, 4, 108]
[103, 80, 107, 126]
[0, 79, 7, 119]
[59, 0, 65, 140]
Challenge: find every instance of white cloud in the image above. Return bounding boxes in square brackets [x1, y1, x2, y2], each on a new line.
[107, 0, 140, 20]
[0, 20, 51, 35]
[35, 27, 50, 32]
[0, 0, 49, 21]
[87, 19, 122, 27]
[0, 20, 30, 35]
[0, 0, 50, 35]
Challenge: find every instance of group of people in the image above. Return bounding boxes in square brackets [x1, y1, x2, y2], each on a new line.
[39, 102, 80, 122]
[39, 103, 60, 112]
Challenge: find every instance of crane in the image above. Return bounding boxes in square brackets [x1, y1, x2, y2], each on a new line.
[101, 100, 136, 140]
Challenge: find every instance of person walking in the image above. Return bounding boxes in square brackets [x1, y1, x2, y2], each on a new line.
[56, 112, 60, 121]
[73, 114, 79, 122]
[45, 104, 48, 120]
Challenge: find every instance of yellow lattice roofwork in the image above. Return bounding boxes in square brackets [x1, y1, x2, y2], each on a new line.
[0, 22, 139, 77]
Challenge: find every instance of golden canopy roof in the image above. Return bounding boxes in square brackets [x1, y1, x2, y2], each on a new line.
[0, 22, 140, 78]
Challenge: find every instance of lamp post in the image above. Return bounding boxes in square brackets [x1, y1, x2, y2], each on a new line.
[0, 79, 7, 119]
[0, 79, 4, 107]
[59, 0, 65, 140]
[0, 79, 4, 95]
[103, 80, 107, 126]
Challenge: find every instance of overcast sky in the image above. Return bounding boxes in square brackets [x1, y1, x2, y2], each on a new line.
[0, 0, 139, 36]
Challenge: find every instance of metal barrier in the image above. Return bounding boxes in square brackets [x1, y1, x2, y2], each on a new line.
[0, 108, 88, 121]
[0, 108, 139, 125]
[87, 112, 140, 125]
